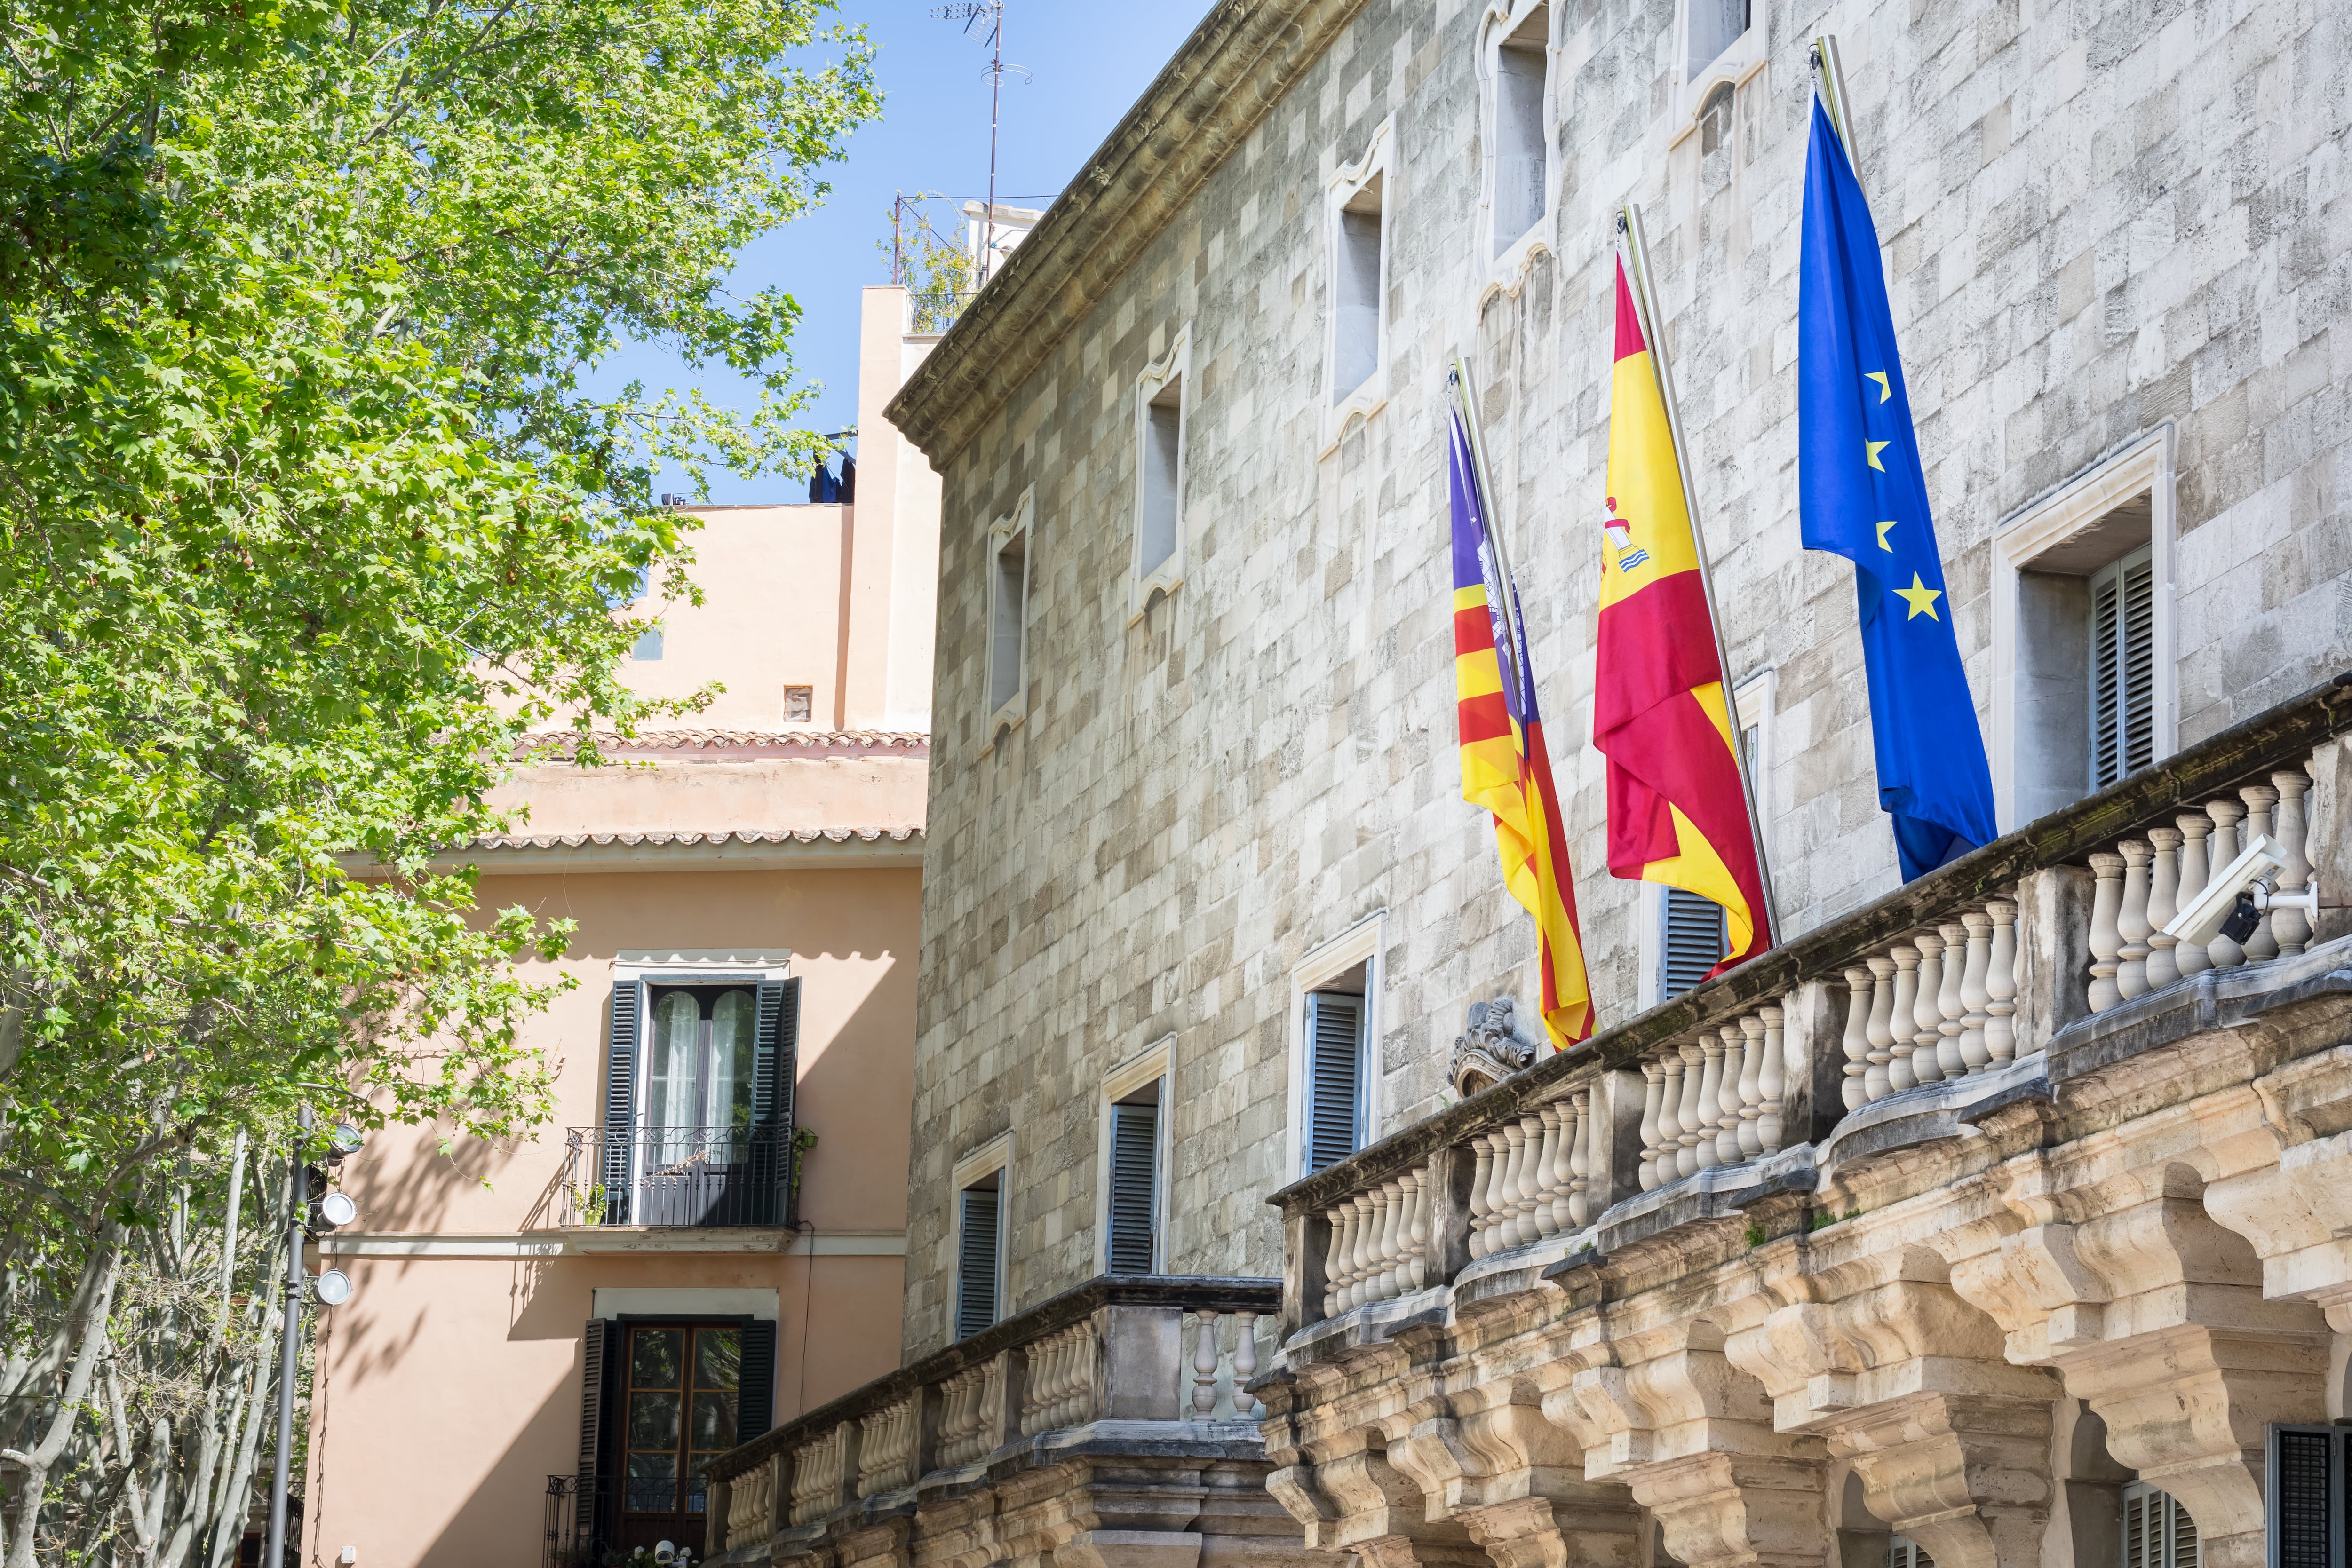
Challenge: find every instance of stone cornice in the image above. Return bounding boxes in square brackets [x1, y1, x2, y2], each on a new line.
[882, 0, 1374, 469]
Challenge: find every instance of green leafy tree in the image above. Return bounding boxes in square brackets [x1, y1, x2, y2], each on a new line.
[0, 0, 877, 1557]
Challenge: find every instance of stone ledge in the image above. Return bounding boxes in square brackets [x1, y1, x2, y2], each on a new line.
[1451, 1227, 1599, 1310]
[1277, 1284, 1448, 1367]
[1814, 1053, 2053, 1180]
[1594, 1143, 1819, 1255]
[2047, 937, 2352, 1085]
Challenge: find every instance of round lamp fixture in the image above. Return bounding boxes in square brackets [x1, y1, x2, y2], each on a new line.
[316, 1191, 359, 1229]
[311, 1269, 355, 1307]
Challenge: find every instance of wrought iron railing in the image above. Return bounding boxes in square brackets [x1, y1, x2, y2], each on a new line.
[544, 1473, 709, 1568]
[558, 1124, 795, 1229]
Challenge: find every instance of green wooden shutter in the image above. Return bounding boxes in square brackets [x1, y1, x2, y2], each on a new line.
[955, 1187, 1001, 1340]
[1304, 992, 1364, 1174]
[737, 1319, 778, 1440]
[578, 1319, 617, 1536]
[2090, 544, 2156, 790]
[603, 984, 640, 1222]
[1107, 1099, 1159, 1275]
[1662, 889, 1726, 998]
[752, 979, 799, 1225]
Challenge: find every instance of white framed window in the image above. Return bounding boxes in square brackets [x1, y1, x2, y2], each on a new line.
[951, 1132, 1011, 1341]
[1990, 428, 2177, 829]
[1636, 673, 1771, 1007]
[1284, 912, 1384, 1178]
[983, 487, 1034, 749]
[1323, 118, 1393, 450]
[1475, 0, 1556, 284]
[2121, 1480, 2199, 1568]
[1130, 331, 1190, 622]
[1096, 1038, 1170, 1275]
[1669, 0, 1763, 137]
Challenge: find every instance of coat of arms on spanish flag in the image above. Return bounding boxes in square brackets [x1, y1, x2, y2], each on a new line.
[1594, 259, 1774, 974]
[1447, 382, 1594, 1048]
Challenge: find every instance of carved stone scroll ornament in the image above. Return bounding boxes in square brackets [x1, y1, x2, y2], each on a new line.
[1450, 998, 1538, 1100]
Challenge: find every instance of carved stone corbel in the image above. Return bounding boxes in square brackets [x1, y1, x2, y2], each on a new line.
[1293, 1448, 1491, 1568]
[1383, 1390, 1643, 1568]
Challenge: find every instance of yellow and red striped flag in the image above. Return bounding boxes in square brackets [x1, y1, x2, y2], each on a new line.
[1448, 395, 1593, 1047]
[1594, 260, 1773, 974]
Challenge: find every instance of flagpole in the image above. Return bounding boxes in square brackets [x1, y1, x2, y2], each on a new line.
[1449, 357, 1529, 688]
[1810, 35, 1859, 176]
[1613, 203, 1783, 946]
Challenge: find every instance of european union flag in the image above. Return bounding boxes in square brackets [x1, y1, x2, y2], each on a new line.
[1799, 99, 1996, 881]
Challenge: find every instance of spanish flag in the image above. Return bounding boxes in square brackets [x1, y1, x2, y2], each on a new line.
[1448, 392, 1594, 1047]
[1595, 261, 1773, 974]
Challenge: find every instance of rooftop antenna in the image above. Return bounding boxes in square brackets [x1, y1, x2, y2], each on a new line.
[931, 1, 1026, 289]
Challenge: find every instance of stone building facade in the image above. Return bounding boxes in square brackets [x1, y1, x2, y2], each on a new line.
[881, 0, 2352, 1357]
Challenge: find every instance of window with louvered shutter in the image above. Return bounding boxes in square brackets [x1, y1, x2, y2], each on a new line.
[1106, 1092, 1160, 1275]
[1303, 992, 1365, 1174]
[955, 1182, 1001, 1341]
[1660, 888, 1726, 998]
[1884, 1537, 1934, 1568]
[2270, 1424, 2342, 1568]
[2122, 1480, 2201, 1568]
[2089, 543, 2156, 791]
[578, 1319, 617, 1536]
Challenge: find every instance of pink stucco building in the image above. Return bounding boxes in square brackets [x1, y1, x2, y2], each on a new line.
[305, 288, 941, 1568]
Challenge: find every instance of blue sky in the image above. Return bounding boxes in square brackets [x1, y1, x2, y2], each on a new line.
[604, 0, 1217, 504]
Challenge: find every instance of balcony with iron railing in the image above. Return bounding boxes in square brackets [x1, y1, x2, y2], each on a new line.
[1268, 671, 2352, 1341]
[557, 1124, 797, 1230]
[699, 1275, 1284, 1568]
[544, 1473, 711, 1568]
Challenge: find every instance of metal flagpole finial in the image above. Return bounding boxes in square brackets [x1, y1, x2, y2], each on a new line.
[1612, 210, 1628, 237]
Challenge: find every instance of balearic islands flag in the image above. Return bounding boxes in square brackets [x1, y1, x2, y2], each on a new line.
[1798, 99, 1996, 879]
[1593, 261, 1773, 974]
[1447, 400, 1594, 1047]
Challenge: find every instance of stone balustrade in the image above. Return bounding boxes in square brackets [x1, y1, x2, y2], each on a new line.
[1256, 679, 2352, 1568]
[1271, 679, 2352, 1338]
[700, 1275, 1284, 1566]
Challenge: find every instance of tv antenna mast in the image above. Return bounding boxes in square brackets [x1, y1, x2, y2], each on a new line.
[931, 1, 1025, 288]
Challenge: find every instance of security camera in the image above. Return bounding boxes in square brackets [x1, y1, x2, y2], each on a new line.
[2161, 833, 2317, 950]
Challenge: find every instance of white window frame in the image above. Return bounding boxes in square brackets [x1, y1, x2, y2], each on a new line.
[1129, 330, 1191, 623]
[950, 1132, 1012, 1334]
[982, 487, 1035, 751]
[1669, 0, 1764, 140]
[1322, 117, 1394, 453]
[1989, 427, 2177, 831]
[1636, 673, 1772, 1009]
[1474, 0, 1558, 295]
[1094, 1036, 1173, 1275]
[1283, 911, 1386, 1179]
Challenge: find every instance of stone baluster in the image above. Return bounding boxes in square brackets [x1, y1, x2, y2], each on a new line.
[1319, 1206, 1346, 1317]
[1675, 1041, 1707, 1178]
[1863, 955, 1896, 1103]
[1637, 1061, 1665, 1191]
[2115, 839, 2153, 1000]
[1986, 898, 2020, 1064]
[1233, 1310, 1263, 1418]
[1568, 1090, 1593, 1225]
[2086, 851, 2125, 1011]
[2173, 811, 2214, 975]
[1493, 1121, 1527, 1251]
[2204, 797, 2247, 968]
[1516, 1113, 1549, 1244]
[1367, 1182, 1399, 1301]
[1402, 1168, 1429, 1290]
[1909, 930, 1946, 1086]
[1692, 1036, 1724, 1170]
[1841, 965, 1873, 1109]
[1935, 920, 1969, 1079]
[1716, 1023, 1746, 1165]
[1546, 1101, 1575, 1232]
[2241, 782, 2281, 962]
[1464, 1135, 1494, 1259]
[1757, 1004, 1787, 1153]
[2273, 769, 2313, 958]
[1956, 912, 1991, 1074]
[1887, 944, 1922, 1092]
[1192, 1310, 1220, 1416]
[2144, 826, 2183, 989]
[1343, 1193, 1373, 1310]
[1735, 1015, 1766, 1159]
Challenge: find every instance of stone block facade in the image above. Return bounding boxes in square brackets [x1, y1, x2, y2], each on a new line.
[885, 0, 2352, 1360]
